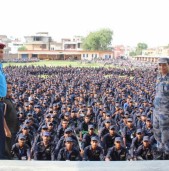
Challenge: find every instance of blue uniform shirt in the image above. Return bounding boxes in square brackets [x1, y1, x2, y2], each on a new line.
[0, 63, 7, 97]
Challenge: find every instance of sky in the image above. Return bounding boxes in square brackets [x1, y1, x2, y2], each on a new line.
[1, 0, 169, 47]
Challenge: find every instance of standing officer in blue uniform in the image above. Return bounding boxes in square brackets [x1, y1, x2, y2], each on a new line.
[153, 57, 169, 159]
[0, 42, 8, 159]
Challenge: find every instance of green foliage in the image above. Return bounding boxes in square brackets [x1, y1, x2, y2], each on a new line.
[135, 43, 148, 55]
[129, 51, 136, 57]
[130, 43, 148, 56]
[18, 46, 27, 51]
[82, 28, 113, 51]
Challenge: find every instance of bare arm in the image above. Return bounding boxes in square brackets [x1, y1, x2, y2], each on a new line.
[3, 103, 11, 138]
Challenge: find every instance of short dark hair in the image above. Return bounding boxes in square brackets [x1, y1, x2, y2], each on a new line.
[7, 81, 12, 85]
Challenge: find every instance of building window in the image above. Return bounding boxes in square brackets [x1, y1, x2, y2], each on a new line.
[41, 44, 46, 49]
[92, 54, 93, 57]
[83, 54, 85, 58]
[95, 54, 97, 57]
[86, 54, 88, 58]
[34, 37, 42, 41]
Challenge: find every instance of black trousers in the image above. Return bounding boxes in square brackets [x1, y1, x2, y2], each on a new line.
[0, 102, 5, 159]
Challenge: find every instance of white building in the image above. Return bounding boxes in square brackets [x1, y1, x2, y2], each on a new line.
[8, 39, 24, 54]
[62, 36, 83, 50]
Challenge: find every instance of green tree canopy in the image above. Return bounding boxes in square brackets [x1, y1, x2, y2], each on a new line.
[135, 43, 148, 55]
[82, 28, 113, 51]
[130, 42, 148, 56]
[18, 46, 27, 51]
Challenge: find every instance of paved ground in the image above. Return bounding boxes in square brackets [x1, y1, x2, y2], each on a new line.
[0, 160, 168, 171]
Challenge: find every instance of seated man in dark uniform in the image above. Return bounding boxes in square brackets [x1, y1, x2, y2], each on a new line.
[135, 136, 154, 160]
[33, 132, 55, 160]
[57, 137, 81, 161]
[11, 134, 31, 160]
[102, 125, 121, 156]
[105, 137, 128, 161]
[83, 137, 104, 161]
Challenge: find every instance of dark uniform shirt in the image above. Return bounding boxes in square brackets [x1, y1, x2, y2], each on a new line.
[4, 98, 19, 134]
[130, 137, 143, 158]
[106, 146, 127, 161]
[136, 144, 154, 160]
[57, 147, 81, 161]
[83, 145, 104, 161]
[102, 133, 121, 155]
[81, 133, 99, 150]
[11, 143, 30, 160]
[33, 141, 55, 160]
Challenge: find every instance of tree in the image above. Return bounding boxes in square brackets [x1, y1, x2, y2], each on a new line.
[129, 51, 136, 57]
[130, 43, 148, 57]
[82, 28, 113, 51]
[135, 43, 148, 55]
[18, 46, 27, 51]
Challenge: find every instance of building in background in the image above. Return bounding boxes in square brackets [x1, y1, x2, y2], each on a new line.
[142, 46, 169, 56]
[18, 50, 114, 60]
[24, 32, 52, 51]
[62, 36, 83, 50]
[8, 38, 23, 54]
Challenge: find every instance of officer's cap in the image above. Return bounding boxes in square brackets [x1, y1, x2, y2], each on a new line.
[158, 57, 169, 64]
[91, 136, 99, 142]
[146, 118, 151, 122]
[136, 129, 142, 134]
[115, 137, 122, 142]
[109, 125, 116, 130]
[127, 118, 133, 122]
[136, 113, 141, 117]
[143, 136, 150, 142]
[104, 119, 111, 123]
[106, 113, 111, 116]
[65, 137, 74, 142]
[42, 132, 51, 137]
[64, 112, 70, 116]
[34, 104, 40, 108]
[88, 125, 95, 129]
[141, 112, 147, 117]
[18, 134, 26, 140]
[64, 128, 72, 133]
